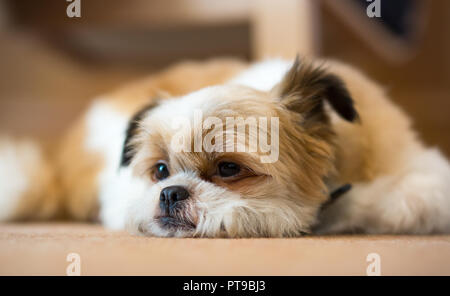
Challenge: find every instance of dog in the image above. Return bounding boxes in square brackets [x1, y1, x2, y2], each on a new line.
[1, 57, 450, 237]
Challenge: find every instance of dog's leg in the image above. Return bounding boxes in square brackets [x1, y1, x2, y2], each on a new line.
[316, 148, 450, 234]
[0, 137, 61, 221]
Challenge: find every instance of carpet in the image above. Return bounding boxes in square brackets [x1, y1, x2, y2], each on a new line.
[0, 223, 449, 275]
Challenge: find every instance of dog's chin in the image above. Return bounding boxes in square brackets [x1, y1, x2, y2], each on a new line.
[156, 215, 195, 232]
[135, 213, 198, 237]
[138, 218, 195, 237]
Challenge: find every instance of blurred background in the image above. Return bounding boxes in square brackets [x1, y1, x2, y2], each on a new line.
[0, 0, 449, 155]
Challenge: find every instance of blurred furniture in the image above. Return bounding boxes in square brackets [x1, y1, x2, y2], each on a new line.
[252, 0, 318, 59]
[5, 0, 319, 62]
[5, 0, 429, 63]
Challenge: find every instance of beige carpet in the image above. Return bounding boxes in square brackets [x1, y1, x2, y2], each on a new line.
[0, 223, 449, 275]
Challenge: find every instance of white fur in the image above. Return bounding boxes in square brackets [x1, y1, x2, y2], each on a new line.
[317, 148, 450, 234]
[85, 99, 148, 229]
[0, 138, 41, 220]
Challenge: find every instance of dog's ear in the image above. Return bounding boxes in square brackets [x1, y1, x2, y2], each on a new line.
[273, 56, 359, 124]
[120, 103, 157, 167]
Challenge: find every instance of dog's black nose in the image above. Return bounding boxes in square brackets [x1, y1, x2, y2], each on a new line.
[160, 186, 190, 211]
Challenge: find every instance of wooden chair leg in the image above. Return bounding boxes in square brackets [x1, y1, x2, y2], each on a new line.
[251, 0, 320, 60]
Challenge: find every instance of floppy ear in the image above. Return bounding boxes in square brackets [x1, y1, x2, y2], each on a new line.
[120, 103, 157, 167]
[273, 57, 359, 124]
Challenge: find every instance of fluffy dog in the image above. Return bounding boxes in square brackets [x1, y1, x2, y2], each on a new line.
[1, 57, 450, 237]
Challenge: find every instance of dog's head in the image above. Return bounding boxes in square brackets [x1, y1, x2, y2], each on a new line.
[122, 58, 358, 237]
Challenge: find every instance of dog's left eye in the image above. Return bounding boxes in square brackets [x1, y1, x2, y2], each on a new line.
[153, 162, 170, 181]
[218, 162, 241, 177]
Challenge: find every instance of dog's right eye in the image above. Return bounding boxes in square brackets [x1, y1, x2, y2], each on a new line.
[218, 162, 241, 178]
[153, 162, 170, 181]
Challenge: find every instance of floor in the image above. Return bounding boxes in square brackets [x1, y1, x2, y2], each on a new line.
[1, 223, 449, 275]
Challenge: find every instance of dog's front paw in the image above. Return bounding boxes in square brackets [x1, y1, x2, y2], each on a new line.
[313, 199, 364, 235]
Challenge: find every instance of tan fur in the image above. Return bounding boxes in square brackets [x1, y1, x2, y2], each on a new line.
[327, 61, 422, 183]
[56, 119, 103, 220]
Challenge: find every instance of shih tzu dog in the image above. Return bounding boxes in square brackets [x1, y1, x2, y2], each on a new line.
[1, 57, 450, 237]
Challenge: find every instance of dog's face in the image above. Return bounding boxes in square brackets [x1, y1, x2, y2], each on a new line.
[122, 59, 358, 237]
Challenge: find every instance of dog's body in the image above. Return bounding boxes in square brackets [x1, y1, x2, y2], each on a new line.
[1, 58, 450, 237]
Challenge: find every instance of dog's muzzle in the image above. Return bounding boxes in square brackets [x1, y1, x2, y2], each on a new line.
[157, 185, 194, 231]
